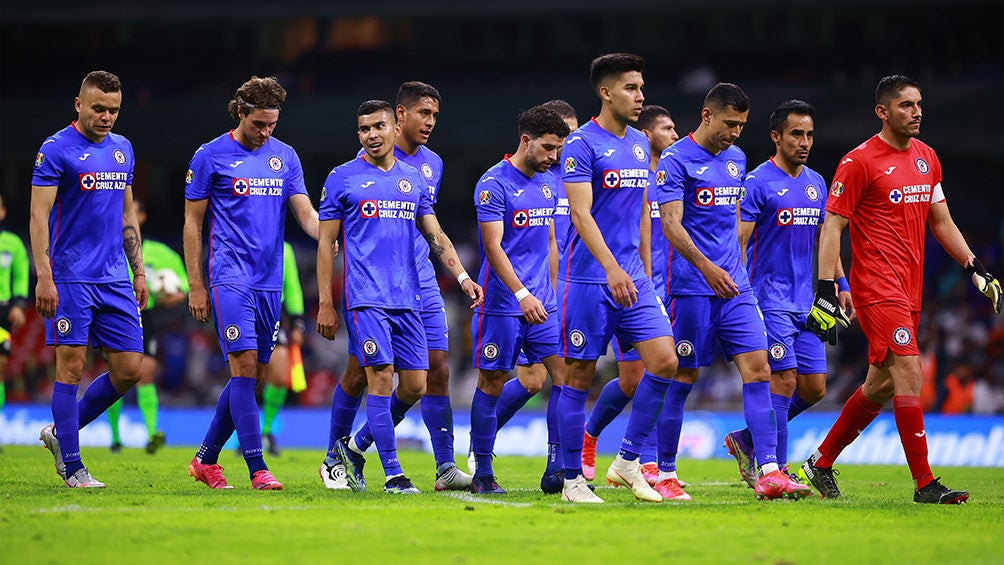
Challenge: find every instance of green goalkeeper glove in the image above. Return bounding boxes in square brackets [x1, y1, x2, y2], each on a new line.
[807, 279, 851, 346]
[967, 258, 1002, 314]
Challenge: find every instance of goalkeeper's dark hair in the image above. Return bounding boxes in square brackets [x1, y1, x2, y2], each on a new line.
[397, 81, 441, 108]
[769, 100, 815, 134]
[228, 76, 286, 121]
[875, 75, 920, 107]
[518, 106, 571, 139]
[589, 53, 644, 91]
[540, 99, 577, 121]
[357, 99, 395, 119]
[638, 105, 671, 131]
[81, 70, 121, 94]
[704, 82, 749, 113]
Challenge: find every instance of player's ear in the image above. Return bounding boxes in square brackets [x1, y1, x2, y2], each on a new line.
[74, 97, 82, 113]
[396, 104, 406, 122]
[701, 107, 713, 124]
[769, 129, 781, 145]
[599, 83, 611, 102]
[874, 104, 887, 121]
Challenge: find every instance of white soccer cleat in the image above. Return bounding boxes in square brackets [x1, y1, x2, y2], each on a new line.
[65, 467, 105, 488]
[435, 463, 473, 491]
[606, 455, 663, 503]
[467, 448, 477, 475]
[39, 424, 66, 479]
[562, 475, 604, 503]
[319, 460, 351, 490]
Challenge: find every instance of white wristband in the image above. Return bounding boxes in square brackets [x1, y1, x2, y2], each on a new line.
[514, 287, 531, 301]
[457, 272, 471, 285]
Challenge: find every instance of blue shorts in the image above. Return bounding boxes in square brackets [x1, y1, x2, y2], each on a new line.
[420, 290, 450, 352]
[45, 281, 143, 352]
[613, 336, 642, 363]
[763, 310, 827, 374]
[668, 290, 767, 369]
[471, 310, 559, 371]
[347, 307, 429, 370]
[210, 285, 281, 364]
[559, 277, 673, 361]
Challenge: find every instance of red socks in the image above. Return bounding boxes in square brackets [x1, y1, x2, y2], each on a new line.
[816, 386, 883, 468]
[893, 395, 934, 489]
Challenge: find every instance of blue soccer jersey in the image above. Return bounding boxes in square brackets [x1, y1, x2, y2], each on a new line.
[648, 169, 670, 294]
[32, 124, 135, 283]
[740, 158, 827, 313]
[185, 132, 307, 291]
[559, 119, 650, 284]
[319, 157, 434, 311]
[474, 157, 558, 315]
[655, 134, 748, 296]
[550, 162, 572, 256]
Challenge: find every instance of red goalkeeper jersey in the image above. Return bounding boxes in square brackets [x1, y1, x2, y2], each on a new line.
[826, 135, 946, 310]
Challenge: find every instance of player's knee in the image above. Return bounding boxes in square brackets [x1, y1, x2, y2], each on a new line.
[647, 354, 678, 381]
[802, 381, 826, 403]
[398, 379, 426, 402]
[426, 358, 450, 396]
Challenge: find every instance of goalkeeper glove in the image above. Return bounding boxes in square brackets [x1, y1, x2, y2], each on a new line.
[807, 279, 851, 346]
[966, 258, 1002, 314]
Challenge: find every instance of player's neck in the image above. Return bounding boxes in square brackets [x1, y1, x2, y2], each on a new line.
[232, 128, 263, 151]
[691, 126, 721, 155]
[395, 138, 422, 157]
[363, 153, 396, 172]
[878, 128, 912, 151]
[772, 154, 802, 178]
[648, 155, 660, 172]
[508, 150, 536, 178]
[73, 122, 106, 144]
[595, 110, 628, 138]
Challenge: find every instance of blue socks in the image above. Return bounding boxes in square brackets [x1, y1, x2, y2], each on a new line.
[585, 378, 631, 438]
[495, 379, 535, 431]
[557, 386, 588, 479]
[230, 376, 266, 477]
[772, 393, 791, 467]
[545, 385, 563, 473]
[657, 380, 692, 472]
[327, 383, 362, 460]
[367, 394, 402, 477]
[197, 381, 235, 465]
[619, 372, 669, 460]
[788, 391, 815, 421]
[52, 382, 82, 477]
[77, 372, 124, 429]
[470, 388, 500, 477]
[421, 394, 455, 468]
[355, 391, 412, 452]
[742, 381, 778, 468]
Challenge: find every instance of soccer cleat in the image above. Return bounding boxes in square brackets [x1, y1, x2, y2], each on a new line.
[435, 463, 473, 492]
[64, 467, 105, 488]
[781, 465, 804, 485]
[540, 470, 565, 494]
[641, 462, 659, 486]
[251, 469, 283, 490]
[334, 436, 367, 492]
[39, 424, 66, 479]
[801, 456, 841, 499]
[263, 432, 280, 457]
[562, 475, 604, 503]
[606, 455, 663, 502]
[319, 459, 351, 490]
[914, 478, 969, 504]
[470, 474, 506, 494]
[581, 432, 598, 480]
[145, 431, 166, 455]
[188, 457, 234, 489]
[384, 475, 421, 495]
[110, 441, 123, 454]
[653, 478, 692, 501]
[755, 469, 812, 500]
[724, 430, 757, 489]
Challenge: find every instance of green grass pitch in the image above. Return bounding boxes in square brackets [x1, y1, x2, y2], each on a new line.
[2, 445, 1002, 564]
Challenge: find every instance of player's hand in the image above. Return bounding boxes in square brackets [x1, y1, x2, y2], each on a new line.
[606, 265, 637, 307]
[967, 257, 1002, 314]
[807, 279, 851, 346]
[317, 304, 339, 340]
[35, 276, 58, 319]
[188, 285, 211, 323]
[838, 290, 856, 321]
[518, 293, 549, 325]
[332, 240, 340, 258]
[134, 275, 149, 310]
[8, 306, 26, 330]
[700, 263, 739, 299]
[461, 279, 484, 309]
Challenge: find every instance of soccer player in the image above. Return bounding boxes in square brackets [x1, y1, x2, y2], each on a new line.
[0, 193, 29, 415]
[184, 76, 319, 490]
[655, 83, 810, 500]
[32, 71, 148, 488]
[557, 53, 679, 504]
[801, 75, 1001, 504]
[581, 105, 680, 489]
[107, 198, 189, 454]
[724, 100, 852, 486]
[317, 100, 482, 495]
[320, 82, 478, 492]
[258, 241, 306, 457]
[468, 105, 571, 494]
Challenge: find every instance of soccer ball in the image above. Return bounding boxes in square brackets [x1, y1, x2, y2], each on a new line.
[147, 268, 181, 295]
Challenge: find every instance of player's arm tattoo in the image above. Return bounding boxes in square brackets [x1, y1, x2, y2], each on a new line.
[123, 225, 144, 275]
[424, 228, 448, 258]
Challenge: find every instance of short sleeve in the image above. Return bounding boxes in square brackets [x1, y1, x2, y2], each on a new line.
[184, 146, 214, 201]
[284, 149, 308, 200]
[739, 174, 765, 222]
[655, 148, 686, 205]
[32, 139, 63, 187]
[319, 168, 345, 221]
[826, 154, 867, 218]
[416, 171, 435, 217]
[474, 176, 506, 223]
[560, 133, 594, 184]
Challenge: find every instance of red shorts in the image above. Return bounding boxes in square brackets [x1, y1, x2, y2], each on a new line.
[856, 302, 920, 365]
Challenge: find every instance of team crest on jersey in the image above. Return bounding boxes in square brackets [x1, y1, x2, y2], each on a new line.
[186, 169, 194, 184]
[362, 339, 379, 356]
[776, 208, 793, 226]
[893, 327, 912, 346]
[656, 170, 667, 185]
[726, 160, 741, 179]
[225, 324, 241, 342]
[268, 155, 283, 171]
[479, 189, 491, 205]
[632, 144, 646, 162]
[602, 170, 621, 189]
[830, 181, 844, 197]
[769, 343, 786, 360]
[569, 330, 585, 348]
[805, 184, 819, 202]
[564, 157, 577, 174]
[112, 149, 127, 165]
[421, 163, 434, 179]
[915, 158, 929, 174]
[232, 178, 250, 196]
[676, 340, 694, 357]
[55, 317, 72, 336]
[360, 200, 378, 218]
[79, 173, 97, 191]
[541, 184, 552, 200]
[696, 188, 714, 207]
[512, 210, 529, 228]
[35, 152, 45, 168]
[888, 188, 904, 204]
[482, 342, 500, 361]
[397, 178, 413, 194]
